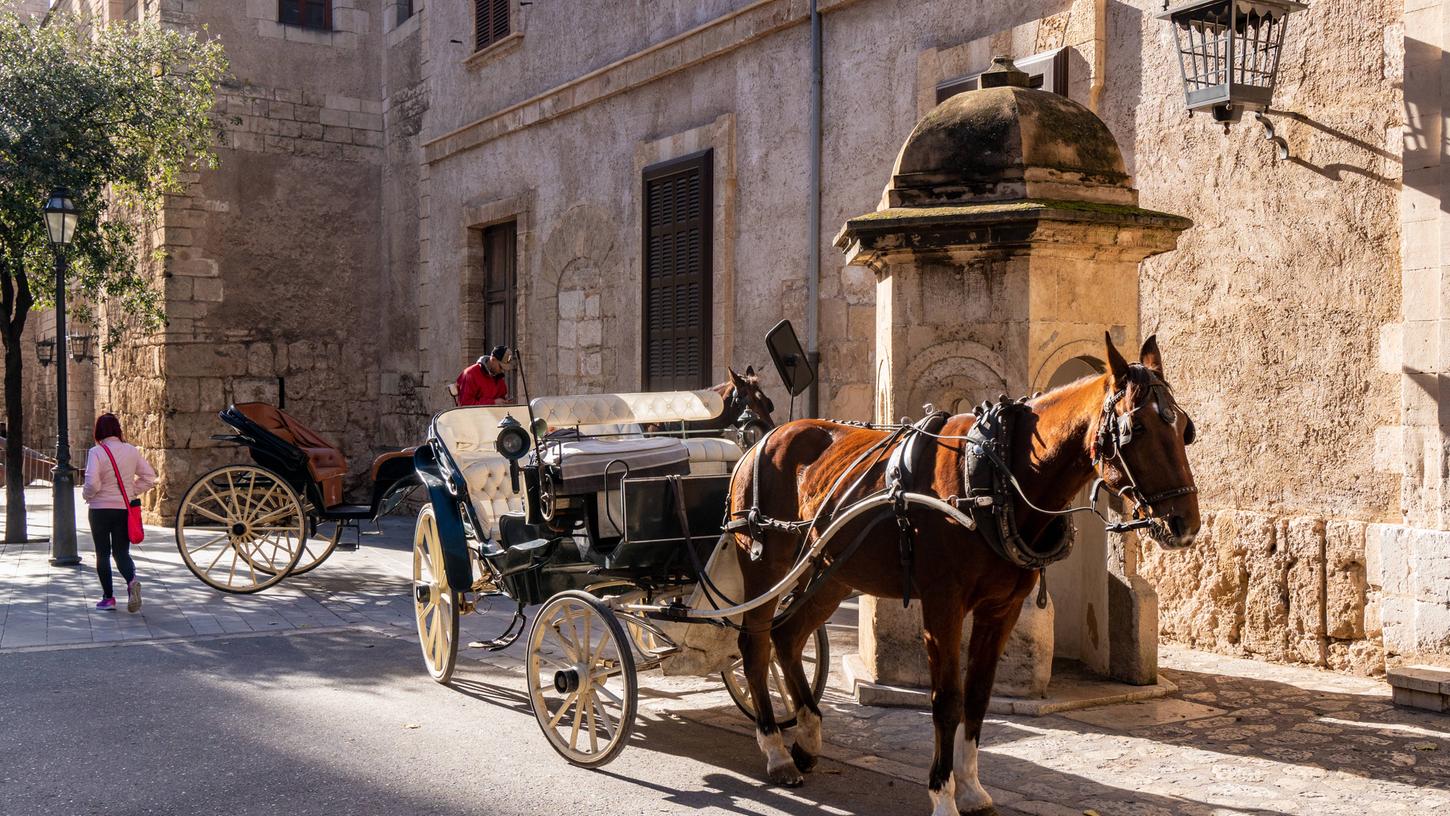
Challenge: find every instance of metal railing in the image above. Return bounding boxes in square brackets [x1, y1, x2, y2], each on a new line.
[0, 437, 59, 487]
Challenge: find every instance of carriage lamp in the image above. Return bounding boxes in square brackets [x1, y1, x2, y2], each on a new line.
[496, 415, 532, 494]
[68, 333, 92, 363]
[1159, 1, 1306, 154]
[35, 337, 55, 368]
[495, 415, 531, 461]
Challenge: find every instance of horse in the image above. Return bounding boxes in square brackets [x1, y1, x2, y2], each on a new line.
[728, 334, 1200, 815]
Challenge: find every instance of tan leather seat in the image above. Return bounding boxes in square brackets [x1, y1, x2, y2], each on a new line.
[235, 403, 348, 508]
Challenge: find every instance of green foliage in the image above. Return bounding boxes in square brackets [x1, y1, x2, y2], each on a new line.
[0, 4, 229, 342]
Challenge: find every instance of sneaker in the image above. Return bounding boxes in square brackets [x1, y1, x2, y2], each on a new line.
[126, 580, 142, 614]
[96, 597, 116, 610]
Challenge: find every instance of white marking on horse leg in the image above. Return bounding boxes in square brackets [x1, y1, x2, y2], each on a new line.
[929, 774, 960, 816]
[756, 728, 802, 786]
[953, 723, 992, 812]
[794, 706, 821, 755]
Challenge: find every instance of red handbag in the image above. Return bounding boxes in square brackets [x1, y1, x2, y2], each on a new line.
[100, 442, 145, 544]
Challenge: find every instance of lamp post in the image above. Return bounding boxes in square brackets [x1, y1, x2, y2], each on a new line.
[43, 189, 80, 567]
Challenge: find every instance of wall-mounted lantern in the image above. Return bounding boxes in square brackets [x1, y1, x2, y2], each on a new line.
[68, 334, 92, 363]
[35, 337, 55, 368]
[1159, 1, 1307, 155]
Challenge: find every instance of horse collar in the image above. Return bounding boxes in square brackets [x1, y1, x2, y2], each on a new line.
[964, 398, 1075, 571]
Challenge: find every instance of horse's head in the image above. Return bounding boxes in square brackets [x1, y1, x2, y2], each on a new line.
[728, 366, 777, 429]
[1094, 333, 1200, 550]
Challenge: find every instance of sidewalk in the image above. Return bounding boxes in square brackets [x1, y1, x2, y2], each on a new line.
[4, 488, 1448, 815]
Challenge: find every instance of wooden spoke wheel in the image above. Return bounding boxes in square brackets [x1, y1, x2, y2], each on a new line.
[526, 590, 637, 767]
[412, 506, 458, 684]
[722, 625, 830, 728]
[175, 465, 306, 594]
[289, 518, 343, 576]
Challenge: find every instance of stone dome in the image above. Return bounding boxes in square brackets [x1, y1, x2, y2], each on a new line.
[883, 58, 1136, 209]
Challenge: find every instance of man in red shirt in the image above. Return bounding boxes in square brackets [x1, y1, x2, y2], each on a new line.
[456, 346, 513, 405]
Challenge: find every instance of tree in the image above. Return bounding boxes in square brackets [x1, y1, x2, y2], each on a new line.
[0, 6, 227, 541]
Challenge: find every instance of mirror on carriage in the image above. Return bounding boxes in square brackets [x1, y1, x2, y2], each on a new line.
[766, 319, 815, 397]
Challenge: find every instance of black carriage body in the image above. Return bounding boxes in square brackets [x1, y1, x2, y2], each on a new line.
[417, 417, 733, 607]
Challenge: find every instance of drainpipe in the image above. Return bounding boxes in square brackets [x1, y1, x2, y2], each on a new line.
[805, 0, 822, 417]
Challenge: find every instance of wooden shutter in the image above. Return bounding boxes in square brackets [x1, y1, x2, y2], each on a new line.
[475, 0, 511, 51]
[482, 221, 517, 394]
[642, 150, 713, 391]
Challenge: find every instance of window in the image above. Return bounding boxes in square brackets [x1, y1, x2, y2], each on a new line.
[474, 0, 510, 52]
[936, 47, 1070, 103]
[396, 0, 414, 26]
[279, 0, 331, 31]
[482, 221, 517, 393]
[642, 150, 712, 391]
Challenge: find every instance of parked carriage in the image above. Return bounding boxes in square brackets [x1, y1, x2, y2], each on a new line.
[174, 403, 420, 593]
[410, 384, 828, 767]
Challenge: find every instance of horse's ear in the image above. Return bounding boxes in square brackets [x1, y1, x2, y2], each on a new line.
[1140, 335, 1164, 375]
[1104, 331, 1129, 388]
[727, 366, 745, 386]
[745, 365, 756, 377]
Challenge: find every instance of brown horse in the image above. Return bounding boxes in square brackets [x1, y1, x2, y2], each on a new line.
[729, 334, 1199, 815]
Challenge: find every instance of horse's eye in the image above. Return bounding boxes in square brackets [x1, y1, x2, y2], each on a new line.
[1132, 421, 1145, 437]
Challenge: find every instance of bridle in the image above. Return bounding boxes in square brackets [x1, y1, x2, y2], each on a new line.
[1089, 366, 1198, 525]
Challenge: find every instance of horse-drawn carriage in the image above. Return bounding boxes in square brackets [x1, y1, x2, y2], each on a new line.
[410, 384, 828, 766]
[174, 403, 420, 593]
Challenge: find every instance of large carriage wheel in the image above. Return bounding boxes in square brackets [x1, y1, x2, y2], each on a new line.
[722, 625, 830, 728]
[412, 505, 459, 683]
[175, 465, 307, 594]
[289, 518, 343, 576]
[526, 590, 638, 767]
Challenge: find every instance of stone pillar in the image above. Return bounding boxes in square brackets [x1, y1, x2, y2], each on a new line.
[835, 58, 1189, 703]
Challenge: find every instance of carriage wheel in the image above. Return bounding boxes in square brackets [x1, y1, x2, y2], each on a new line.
[722, 625, 830, 728]
[412, 506, 458, 684]
[526, 590, 637, 767]
[288, 518, 343, 576]
[175, 465, 306, 594]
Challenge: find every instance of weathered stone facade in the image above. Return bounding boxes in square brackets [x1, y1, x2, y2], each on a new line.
[17, 0, 1450, 677]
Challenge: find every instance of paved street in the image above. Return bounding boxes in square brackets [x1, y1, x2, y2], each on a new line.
[3, 488, 1449, 815]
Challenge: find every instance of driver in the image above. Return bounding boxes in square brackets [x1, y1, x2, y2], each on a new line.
[456, 346, 514, 406]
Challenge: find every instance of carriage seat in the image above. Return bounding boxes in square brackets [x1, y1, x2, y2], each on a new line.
[235, 402, 348, 507]
[530, 390, 743, 475]
[431, 405, 529, 541]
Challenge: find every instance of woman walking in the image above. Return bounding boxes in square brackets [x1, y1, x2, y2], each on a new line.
[82, 414, 157, 612]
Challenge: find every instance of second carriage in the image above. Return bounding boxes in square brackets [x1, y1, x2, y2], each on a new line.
[410, 385, 828, 767]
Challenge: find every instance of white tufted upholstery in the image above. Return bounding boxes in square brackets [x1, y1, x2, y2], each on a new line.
[432, 406, 531, 539]
[682, 437, 744, 475]
[530, 390, 724, 428]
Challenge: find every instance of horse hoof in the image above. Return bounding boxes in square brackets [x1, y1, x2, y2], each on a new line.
[790, 742, 818, 773]
[768, 763, 805, 787]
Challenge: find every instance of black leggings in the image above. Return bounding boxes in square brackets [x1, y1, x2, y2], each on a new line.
[89, 509, 135, 599]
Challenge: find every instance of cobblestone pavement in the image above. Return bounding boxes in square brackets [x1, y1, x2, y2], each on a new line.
[4, 488, 1448, 815]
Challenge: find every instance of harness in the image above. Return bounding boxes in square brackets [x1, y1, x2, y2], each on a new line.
[719, 366, 1199, 619]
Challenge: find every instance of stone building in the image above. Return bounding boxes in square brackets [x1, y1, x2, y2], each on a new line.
[17, 0, 1450, 681]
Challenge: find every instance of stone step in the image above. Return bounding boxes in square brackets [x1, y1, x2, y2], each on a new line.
[1386, 664, 1450, 712]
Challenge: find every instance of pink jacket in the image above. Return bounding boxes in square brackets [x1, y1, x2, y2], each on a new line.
[82, 438, 158, 510]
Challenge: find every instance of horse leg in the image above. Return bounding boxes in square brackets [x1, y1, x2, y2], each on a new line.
[740, 605, 802, 786]
[954, 602, 1024, 816]
[770, 582, 851, 773]
[922, 596, 967, 816]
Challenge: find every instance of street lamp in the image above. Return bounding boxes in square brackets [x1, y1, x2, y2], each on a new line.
[43, 189, 80, 567]
[1159, 0, 1306, 124]
[35, 337, 55, 368]
[68, 333, 92, 363]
